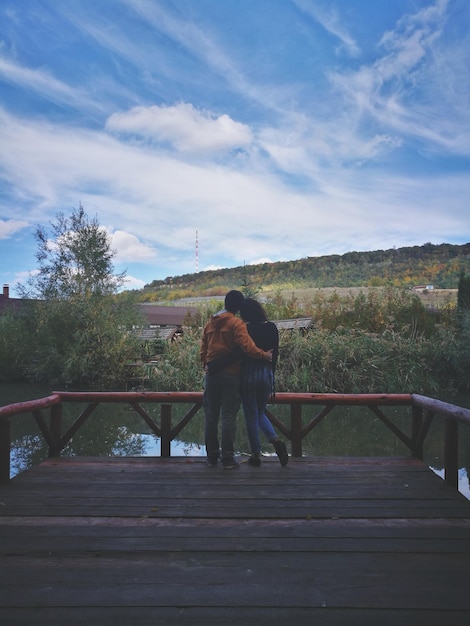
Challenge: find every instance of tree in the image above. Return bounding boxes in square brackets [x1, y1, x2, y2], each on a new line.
[457, 271, 470, 312]
[240, 262, 261, 298]
[15, 205, 142, 388]
[21, 204, 125, 300]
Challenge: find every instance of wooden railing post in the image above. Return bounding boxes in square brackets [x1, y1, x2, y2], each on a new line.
[444, 418, 458, 489]
[0, 418, 10, 483]
[411, 404, 424, 460]
[161, 404, 172, 458]
[290, 403, 303, 457]
[50, 402, 63, 457]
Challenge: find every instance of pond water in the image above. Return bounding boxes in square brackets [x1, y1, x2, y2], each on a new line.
[2, 382, 470, 499]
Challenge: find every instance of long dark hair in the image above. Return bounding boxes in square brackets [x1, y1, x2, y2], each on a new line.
[240, 298, 267, 323]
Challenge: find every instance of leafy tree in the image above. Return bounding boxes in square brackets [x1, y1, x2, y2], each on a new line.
[20, 204, 125, 300]
[15, 205, 142, 388]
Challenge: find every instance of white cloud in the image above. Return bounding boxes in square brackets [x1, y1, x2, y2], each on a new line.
[0, 218, 28, 239]
[202, 264, 223, 272]
[247, 257, 274, 266]
[121, 274, 147, 290]
[110, 229, 157, 262]
[106, 103, 253, 154]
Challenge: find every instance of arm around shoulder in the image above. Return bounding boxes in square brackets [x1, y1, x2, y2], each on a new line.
[231, 317, 271, 360]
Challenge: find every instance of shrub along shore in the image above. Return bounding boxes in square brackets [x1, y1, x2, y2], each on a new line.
[1, 287, 469, 398]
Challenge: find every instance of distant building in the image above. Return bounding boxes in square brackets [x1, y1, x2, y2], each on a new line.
[0, 285, 24, 314]
[135, 303, 198, 341]
[273, 317, 312, 331]
[0, 286, 199, 342]
[1, 286, 312, 340]
[412, 285, 434, 292]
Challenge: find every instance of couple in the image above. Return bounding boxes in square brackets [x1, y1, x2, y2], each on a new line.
[200, 290, 288, 469]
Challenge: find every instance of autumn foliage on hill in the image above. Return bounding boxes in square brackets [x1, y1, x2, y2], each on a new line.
[138, 242, 470, 302]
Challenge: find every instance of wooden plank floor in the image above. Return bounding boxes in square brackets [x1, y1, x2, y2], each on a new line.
[1, 455, 470, 625]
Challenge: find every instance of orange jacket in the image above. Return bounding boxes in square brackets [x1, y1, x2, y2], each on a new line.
[200, 311, 270, 373]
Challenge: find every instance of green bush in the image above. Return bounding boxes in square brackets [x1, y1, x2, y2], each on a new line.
[4, 295, 142, 389]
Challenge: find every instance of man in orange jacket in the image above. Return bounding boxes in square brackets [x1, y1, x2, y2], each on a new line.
[200, 290, 272, 469]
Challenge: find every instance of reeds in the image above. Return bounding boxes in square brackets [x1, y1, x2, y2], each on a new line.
[145, 289, 467, 396]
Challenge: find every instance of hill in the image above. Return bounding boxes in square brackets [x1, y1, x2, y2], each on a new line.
[137, 242, 470, 302]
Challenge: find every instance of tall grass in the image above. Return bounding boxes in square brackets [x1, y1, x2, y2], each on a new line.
[145, 289, 464, 396]
[276, 326, 455, 395]
[147, 329, 204, 391]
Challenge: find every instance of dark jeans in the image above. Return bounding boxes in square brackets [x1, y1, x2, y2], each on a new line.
[241, 364, 276, 455]
[203, 371, 241, 460]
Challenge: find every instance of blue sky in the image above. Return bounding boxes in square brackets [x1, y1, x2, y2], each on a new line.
[0, 0, 469, 296]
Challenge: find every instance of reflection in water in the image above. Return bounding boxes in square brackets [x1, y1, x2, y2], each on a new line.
[140, 434, 205, 458]
[10, 433, 470, 500]
[431, 467, 470, 500]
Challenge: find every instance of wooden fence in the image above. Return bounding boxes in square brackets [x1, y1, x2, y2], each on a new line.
[1, 391, 470, 487]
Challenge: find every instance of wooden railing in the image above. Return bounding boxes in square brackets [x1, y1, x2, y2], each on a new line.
[1, 391, 470, 488]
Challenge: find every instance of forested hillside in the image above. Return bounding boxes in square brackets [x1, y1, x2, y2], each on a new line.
[138, 242, 470, 301]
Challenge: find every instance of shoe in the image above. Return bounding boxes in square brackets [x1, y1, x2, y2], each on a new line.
[248, 455, 261, 467]
[274, 440, 289, 466]
[206, 457, 218, 467]
[222, 457, 240, 469]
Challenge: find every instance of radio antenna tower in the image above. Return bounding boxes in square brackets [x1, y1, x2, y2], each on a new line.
[195, 229, 199, 273]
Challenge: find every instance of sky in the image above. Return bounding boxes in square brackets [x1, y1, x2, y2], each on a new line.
[0, 0, 469, 296]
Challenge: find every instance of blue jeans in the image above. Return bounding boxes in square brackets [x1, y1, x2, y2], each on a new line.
[241, 364, 276, 455]
[203, 371, 241, 460]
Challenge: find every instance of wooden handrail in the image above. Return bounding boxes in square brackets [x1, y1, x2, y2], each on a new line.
[53, 391, 203, 403]
[0, 392, 468, 489]
[53, 391, 412, 404]
[411, 393, 470, 425]
[0, 393, 61, 417]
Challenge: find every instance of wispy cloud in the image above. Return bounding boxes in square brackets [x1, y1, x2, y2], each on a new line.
[120, 0, 289, 115]
[293, 0, 360, 57]
[327, 0, 469, 155]
[0, 218, 28, 239]
[0, 55, 105, 115]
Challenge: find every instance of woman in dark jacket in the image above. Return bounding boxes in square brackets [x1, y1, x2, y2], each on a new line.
[240, 298, 288, 467]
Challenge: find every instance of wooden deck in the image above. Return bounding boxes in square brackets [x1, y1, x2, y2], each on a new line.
[0, 455, 469, 625]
